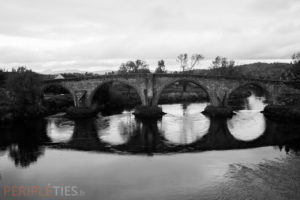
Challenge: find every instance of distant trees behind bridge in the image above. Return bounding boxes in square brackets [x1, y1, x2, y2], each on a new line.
[1, 53, 299, 85]
[118, 60, 151, 74]
[291, 52, 300, 80]
[176, 53, 204, 72]
[154, 60, 167, 73]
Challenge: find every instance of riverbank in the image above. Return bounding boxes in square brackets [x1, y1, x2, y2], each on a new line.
[263, 105, 300, 122]
[0, 104, 47, 123]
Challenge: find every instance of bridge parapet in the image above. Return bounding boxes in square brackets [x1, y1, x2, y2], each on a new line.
[43, 73, 287, 84]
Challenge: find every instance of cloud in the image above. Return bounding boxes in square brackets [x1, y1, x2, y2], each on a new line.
[0, 0, 299, 72]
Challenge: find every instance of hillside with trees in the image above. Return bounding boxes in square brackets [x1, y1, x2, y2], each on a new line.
[193, 62, 292, 80]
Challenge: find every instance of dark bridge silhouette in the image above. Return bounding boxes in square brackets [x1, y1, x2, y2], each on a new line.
[43, 73, 300, 107]
[1, 117, 300, 167]
[49, 118, 300, 155]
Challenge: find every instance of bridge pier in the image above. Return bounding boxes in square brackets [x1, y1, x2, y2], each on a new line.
[209, 90, 229, 107]
[73, 90, 88, 108]
[145, 74, 154, 106]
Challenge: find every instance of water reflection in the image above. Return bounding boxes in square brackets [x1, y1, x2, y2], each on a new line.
[122, 119, 163, 155]
[46, 115, 74, 143]
[8, 144, 45, 168]
[227, 93, 267, 141]
[39, 103, 300, 155]
[97, 111, 136, 145]
[160, 103, 210, 144]
[0, 103, 300, 168]
[227, 111, 266, 141]
[0, 120, 49, 168]
[1, 104, 300, 200]
[161, 103, 208, 116]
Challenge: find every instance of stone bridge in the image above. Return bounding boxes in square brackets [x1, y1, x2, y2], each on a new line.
[42, 73, 300, 107]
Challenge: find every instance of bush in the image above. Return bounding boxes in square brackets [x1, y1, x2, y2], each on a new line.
[0, 67, 47, 121]
[6, 67, 41, 107]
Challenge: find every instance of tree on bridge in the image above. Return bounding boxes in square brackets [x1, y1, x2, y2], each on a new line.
[0, 69, 6, 87]
[210, 56, 236, 76]
[155, 60, 167, 73]
[211, 56, 235, 69]
[176, 53, 204, 72]
[291, 52, 300, 80]
[118, 60, 151, 74]
[175, 53, 204, 92]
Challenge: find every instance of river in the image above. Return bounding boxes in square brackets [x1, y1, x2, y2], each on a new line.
[1, 97, 300, 200]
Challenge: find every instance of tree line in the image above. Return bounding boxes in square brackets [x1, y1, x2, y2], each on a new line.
[116, 53, 236, 75]
[0, 67, 45, 121]
[113, 52, 300, 81]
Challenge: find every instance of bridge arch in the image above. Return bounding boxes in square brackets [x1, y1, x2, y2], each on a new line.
[227, 82, 271, 108]
[89, 79, 146, 106]
[41, 83, 75, 112]
[152, 78, 212, 106]
[41, 83, 73, 95]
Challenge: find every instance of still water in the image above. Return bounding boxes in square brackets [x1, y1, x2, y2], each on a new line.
[1, 100, 300, 199]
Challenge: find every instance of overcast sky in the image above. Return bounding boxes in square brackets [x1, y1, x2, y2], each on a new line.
[0, 0, 299, 73]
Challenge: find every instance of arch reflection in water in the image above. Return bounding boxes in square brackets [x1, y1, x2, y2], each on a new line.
[227, 110, 266, 141]
[46, 115, 74, 143]
[160, 103, 210, 144]
[97, 111, 137, 145]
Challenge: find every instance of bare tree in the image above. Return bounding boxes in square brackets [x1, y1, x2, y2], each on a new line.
[190, 54, 204, 70]
[177, 53, 188, 71]
[291, 52, 300, 80]
[177, 53, 204, 72]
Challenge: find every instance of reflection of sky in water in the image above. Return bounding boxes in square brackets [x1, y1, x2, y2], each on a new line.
[46, 116, 74, 143]
[228, 94, 267, 141]
[227, 110, 266, 141]
[161, 103, 208, 116]
[97, 111, 137, 145]
[2, 102, 300, 199]
[0, 147, 289, 200]
[160, 103, 210, 144]
[0, 151, 5, 157]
